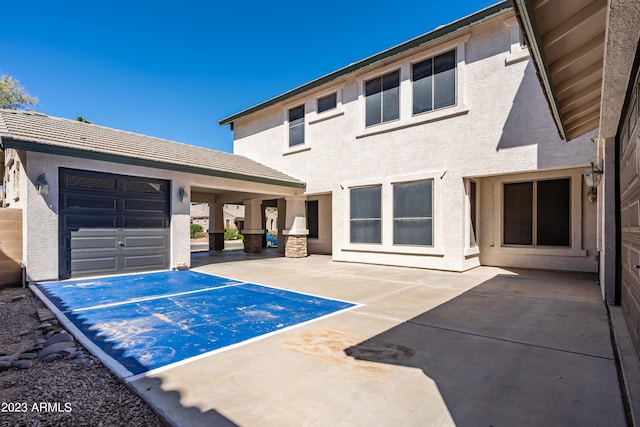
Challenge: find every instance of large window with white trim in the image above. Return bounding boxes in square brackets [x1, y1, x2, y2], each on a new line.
[365, 70, 400, 127]
[393, 180, 433, 246]
[350, 186, 382, 244]
[503, 178, 570, 247]
[412, 50, 456, 114]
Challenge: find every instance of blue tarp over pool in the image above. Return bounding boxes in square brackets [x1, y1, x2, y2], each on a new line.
[37, 271, 355, 375]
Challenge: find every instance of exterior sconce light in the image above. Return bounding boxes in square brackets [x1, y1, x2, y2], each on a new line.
[583, 162, 603, 203]
[36, 173, 50, 197]
[178, 187, 189, 203]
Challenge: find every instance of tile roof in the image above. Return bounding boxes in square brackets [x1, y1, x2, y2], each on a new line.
[0, 109, 304, 188]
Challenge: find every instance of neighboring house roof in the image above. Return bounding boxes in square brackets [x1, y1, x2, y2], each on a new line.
[0, 109, 304, 188]
[219, 1, 512, 127]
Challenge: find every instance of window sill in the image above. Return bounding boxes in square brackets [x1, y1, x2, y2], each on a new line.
[465, 246, 480, 257]
[505, 49, 530, 66]
[489, 246, 588, 257]
[308, 110, 344, 125]
[283, 145, 311, 156]
[355, 105, 469, 139]
[342, 245, 445, 257]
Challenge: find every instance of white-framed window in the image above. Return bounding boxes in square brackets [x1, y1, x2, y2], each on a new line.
[412, 50, 456, 115]
[288, 105, 305, 147]
[317, 92, 337, 114]
[503, 178, 571, 247]
[393, 179, 433, 246]
[365, 70, 400, 127]
[349, 185, 382, 244]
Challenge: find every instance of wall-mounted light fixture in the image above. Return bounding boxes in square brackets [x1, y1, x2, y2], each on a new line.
[178, 186, 189, 203]
[36, 173, 50, 197]
[583, 162, 603, 203]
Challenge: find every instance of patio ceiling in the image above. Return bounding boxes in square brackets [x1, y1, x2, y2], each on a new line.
[514, 0, 607, 141]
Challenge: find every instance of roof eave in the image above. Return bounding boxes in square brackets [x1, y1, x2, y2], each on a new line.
[219, 1, 513, 127]
[512, 0, 568, 141]
[0, 137, 306, 189]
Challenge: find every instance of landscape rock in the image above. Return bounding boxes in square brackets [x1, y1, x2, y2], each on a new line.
[0, 360, 11, 371]
[37, 308, 56, 322]
[44, 332, 73, 347]
[18, 352, 38, 360]
[11, 295, 26, 303]
[39, 342, 77, 359]
[12, 359, 33, 369]
[38, 322, 53, 329]
[41, 353, 63, 363]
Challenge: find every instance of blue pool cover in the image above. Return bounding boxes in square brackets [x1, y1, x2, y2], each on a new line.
[36, 271, 355, 376]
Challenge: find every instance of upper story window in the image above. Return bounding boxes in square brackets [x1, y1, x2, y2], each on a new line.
[365, 70, 400, 127]
[317, 92, 337, 114]
[288, 105, 305, 146]
[412, 50, 456, 115]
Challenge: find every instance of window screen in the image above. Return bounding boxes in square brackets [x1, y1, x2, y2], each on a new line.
[307, 200, 319, 239]
[365, 71, 399, 126]
[413, 50, 456, 114]
[503, 182, 533, 245]
[393, 180, 433, 246]
[317, 93, 337, 113]
[350, 186, 382, 244]
[289, 105, 305, 146]
[536, 179, 570, 246]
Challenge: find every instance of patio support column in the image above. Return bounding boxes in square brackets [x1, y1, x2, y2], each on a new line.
[242, 199, 264, 254]
[283, 195, 308, 258]
[210, 202, 225, 252]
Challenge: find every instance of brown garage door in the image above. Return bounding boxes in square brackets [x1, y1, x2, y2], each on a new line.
[58, 168, 170, 279]
[620, 77, 640, 356]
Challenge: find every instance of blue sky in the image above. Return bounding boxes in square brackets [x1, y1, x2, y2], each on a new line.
[3, 1, 498, 153]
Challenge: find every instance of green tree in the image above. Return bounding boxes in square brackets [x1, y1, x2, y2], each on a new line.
[76, 116, 93, 124]
[0, 74, 38, 109]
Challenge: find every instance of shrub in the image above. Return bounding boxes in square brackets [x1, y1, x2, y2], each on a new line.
[224, 227, 238, 241]
[190, 223, 204, 239]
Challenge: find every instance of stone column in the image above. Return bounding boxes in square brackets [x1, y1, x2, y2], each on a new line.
[283, 195, 309, 258]
[210, 202, 225, 252]
[242, 199, 265, 254]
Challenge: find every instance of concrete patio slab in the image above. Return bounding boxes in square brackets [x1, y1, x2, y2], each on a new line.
[124, 255, 628, 426]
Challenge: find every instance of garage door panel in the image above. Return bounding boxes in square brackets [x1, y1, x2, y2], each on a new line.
[65, 216, 119, 229]
[63, 194, 118, 211]
[69, 235, 117, 251]
[70, 257, 118, 274]
[621, 81, 640, 360]
[123, 234, 167, 249]
[122, 254, 167, 269]
[122, 217, 169, 228]
[124, 180, 168, 194]
[123, 198, 169, 214]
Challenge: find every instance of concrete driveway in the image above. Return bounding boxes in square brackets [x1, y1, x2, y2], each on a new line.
[128, 255, 627, 426]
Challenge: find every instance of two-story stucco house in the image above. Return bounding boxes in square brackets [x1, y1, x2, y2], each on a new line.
[219, 2, 598, 273]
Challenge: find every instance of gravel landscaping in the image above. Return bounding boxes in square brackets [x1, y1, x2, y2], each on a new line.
[0, 286, 164, 426]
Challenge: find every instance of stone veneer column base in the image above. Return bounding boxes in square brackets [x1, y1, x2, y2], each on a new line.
[243, 233, 263, 254]
[284, 235, 308, 258]
[209, 232, 224, 252]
